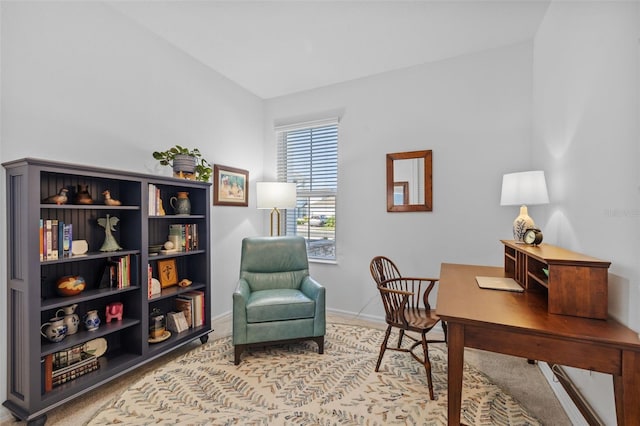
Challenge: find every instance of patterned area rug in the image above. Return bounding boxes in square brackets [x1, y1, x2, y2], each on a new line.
[87, 323, 540, 425]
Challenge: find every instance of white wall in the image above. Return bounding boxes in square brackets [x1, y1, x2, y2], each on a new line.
[0, 1, 264, 409]
[265, 42, 534, 318]
[532, 1, 640, 424]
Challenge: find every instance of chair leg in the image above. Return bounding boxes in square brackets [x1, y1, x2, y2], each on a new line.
[375, 325, 392, 372]
[421, 332, 434, 400]
[442, 321, 448, 344]
[397, 329, 405, 348]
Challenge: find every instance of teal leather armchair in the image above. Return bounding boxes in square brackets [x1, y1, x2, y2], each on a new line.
[233, 236, 326, 365]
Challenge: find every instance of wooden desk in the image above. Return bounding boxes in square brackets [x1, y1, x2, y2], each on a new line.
[436, 263, 640, 426]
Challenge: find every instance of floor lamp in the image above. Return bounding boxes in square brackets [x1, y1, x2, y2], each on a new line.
[256, 182, 297, 236]
[500, 171, 549, 241]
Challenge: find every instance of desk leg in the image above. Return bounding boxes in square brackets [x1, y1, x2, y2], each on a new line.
[447, 322, 464, 426]
[613, 350, 640, 426]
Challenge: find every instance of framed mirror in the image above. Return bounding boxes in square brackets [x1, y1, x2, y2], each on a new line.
[386, 150, 432, 212]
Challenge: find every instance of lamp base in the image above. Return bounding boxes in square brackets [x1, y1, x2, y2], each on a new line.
[269, 208, 282, 236]
[513, 205, 535, 241]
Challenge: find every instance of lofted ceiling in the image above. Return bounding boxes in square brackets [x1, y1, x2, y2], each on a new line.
[109, 1, 551, 99]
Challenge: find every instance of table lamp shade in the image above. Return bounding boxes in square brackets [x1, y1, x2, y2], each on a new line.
[500, 171, 549, 241]
[257, 182, 297, 209]
[500, 171, 549, 206]
[256, 182, 297, 236]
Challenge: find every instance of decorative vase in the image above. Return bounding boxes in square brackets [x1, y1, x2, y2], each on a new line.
[83, 310, 101, 331]
[56, 303, 80, 335]
[40, 317, 68, 342]
[170, 192, 191, 215]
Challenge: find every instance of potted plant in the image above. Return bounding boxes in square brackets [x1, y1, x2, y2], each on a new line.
[152, 145, 213, 182]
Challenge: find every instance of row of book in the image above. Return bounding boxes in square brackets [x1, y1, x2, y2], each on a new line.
[148, 184, 164, 216]
[99, 255, 135, 289]
[175, 291, 205, 329]
[168, 224, 199, 252]
[40, 219, 72, 261]
[43, 344, 100, 392]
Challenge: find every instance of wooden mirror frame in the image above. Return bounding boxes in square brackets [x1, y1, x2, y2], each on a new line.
[386, 150, 432, 212]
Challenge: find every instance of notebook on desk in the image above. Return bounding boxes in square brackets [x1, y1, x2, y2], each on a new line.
[475, 276, 524, 292]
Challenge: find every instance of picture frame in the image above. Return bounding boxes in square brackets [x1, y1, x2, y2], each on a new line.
[157, 258, 178, 288]
[213, 164, 249, 206]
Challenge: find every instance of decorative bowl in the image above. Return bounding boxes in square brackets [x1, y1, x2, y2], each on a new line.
[56, 275, 86, 297]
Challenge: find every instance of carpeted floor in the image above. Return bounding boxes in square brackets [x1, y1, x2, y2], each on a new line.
[85, 323, 541, 425]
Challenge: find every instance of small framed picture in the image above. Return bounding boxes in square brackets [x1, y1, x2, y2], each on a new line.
[213, 164, 249, 207]
[157, 258, 178, 288]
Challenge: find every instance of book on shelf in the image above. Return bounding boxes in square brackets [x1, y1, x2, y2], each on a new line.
[62, 223, 72, 257]
[166, 311, 190, 333]
[40, 219, 73, 260]
[168, 223, 198, 252]
[175, 297, 194, 328]
[182, 291, 205, 327]
[45, 219, 52, 260]
[99, 254, 136, 289]
[39, 219, 44, 261]
[51, 353, 99, 388]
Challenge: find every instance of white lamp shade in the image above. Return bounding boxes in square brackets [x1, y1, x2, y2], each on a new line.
[500, 171, 549, 206]
[256, 182, 297, 209]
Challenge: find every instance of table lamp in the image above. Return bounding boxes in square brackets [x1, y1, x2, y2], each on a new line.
[256, 182, 297, 236]
[500, 171, 549, 241]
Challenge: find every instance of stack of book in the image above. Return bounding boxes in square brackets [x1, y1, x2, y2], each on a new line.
[44, 344, 100, 392]
[39, 219, 73, 261]
[174, 290, 205, 328]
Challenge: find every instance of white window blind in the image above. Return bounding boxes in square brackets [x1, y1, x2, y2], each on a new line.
[276, 119, 338, 261]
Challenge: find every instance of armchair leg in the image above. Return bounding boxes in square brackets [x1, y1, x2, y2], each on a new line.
[314, 336, 325, 354]
[234, 345, 244, 365]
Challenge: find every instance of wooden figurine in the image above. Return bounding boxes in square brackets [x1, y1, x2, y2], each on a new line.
[102, 190, 122, 206]
[42, 188, 69, 205]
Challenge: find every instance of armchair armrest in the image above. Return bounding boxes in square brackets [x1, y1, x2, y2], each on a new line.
[300, 276, 326, 336]
[232, 278, 251, 344]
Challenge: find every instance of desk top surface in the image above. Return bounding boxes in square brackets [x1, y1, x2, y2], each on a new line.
[436, 263, 640, 349]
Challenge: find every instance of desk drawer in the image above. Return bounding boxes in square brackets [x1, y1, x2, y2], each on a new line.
[465, 325, 621, 375]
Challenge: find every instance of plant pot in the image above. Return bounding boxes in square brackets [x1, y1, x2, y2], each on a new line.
[172, 155, 196, 175]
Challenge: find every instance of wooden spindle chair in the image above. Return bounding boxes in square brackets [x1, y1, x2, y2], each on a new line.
[369, 256, 447, 400]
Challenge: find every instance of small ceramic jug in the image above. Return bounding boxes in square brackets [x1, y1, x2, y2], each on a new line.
[40, 317, 68, 342]
[169, 192, 191, 215]
[56, 303, 80, 335]
[83, 310, 101, 331]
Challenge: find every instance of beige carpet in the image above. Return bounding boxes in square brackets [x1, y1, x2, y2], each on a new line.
[86, 323, 540, 425]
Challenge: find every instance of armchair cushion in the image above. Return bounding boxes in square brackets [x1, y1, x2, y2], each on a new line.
[247, 289, 315, 323]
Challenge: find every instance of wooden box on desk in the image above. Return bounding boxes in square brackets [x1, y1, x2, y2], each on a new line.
[501, 240, 611, 320]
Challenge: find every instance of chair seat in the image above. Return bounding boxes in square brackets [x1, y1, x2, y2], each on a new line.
[402, 308, 440, 331]
[247, 289, 315, 323]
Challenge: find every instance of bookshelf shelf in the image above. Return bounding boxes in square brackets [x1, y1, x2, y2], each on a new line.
[3, 158, 212, 425]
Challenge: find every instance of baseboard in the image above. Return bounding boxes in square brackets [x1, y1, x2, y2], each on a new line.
[539, 362, 591, 425]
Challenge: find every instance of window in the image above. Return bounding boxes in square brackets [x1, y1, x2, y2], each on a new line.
[276, 119, 338, 261]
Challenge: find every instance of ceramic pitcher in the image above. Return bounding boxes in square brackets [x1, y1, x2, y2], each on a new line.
[170, 192, 191, 215]
[41, 317, 68, 342]
[56, 303, 80, 335]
